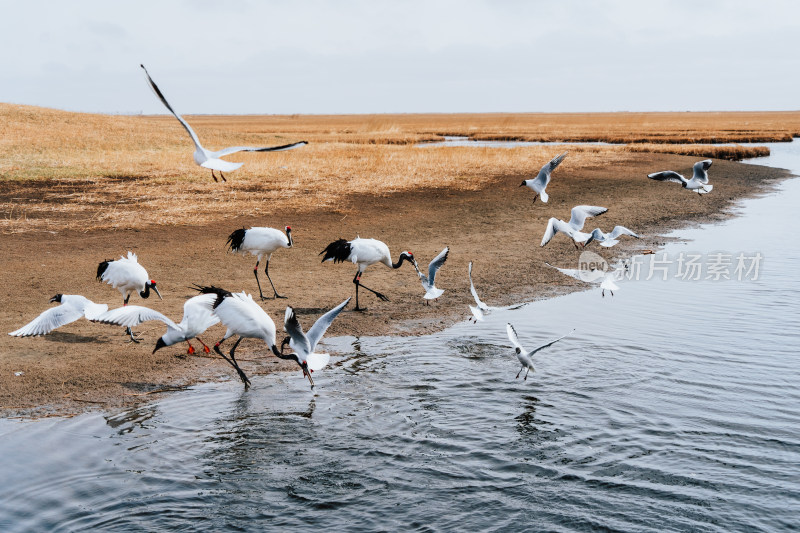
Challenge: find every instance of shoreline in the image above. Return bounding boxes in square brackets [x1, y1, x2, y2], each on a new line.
[0, 152, 792, 418]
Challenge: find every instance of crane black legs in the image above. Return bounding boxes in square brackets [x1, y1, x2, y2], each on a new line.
[211, 170, 227, 183]
[214, 336, 251, 388]
[352, 271, 389, 311]
[254, 260, 286, 300]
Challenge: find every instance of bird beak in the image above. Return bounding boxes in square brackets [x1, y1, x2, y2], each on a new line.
[152, 337, 167, 354]
[153, 285, 163, 300]
[302, 363, 315, 390]
[519, 181, 526, 187]
[49, 295, 59, 303]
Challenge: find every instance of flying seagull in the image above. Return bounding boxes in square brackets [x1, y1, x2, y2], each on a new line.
[648, 159, 714, 194]
[519, 152, 568, 203]
[539, 205, 607, 249]
[546, 261, 629, 297]
[541, 218, 595, 249]
[589, 226, 640, 248]
[278, 298, 350, 390]
[468, 261, 492, 322]
[415, 247, 449, 304]
[141, 64, 307, 182]
[506, 323, 573, 380]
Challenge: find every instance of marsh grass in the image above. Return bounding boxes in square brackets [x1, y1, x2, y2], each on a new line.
[1, 104, 796, 233]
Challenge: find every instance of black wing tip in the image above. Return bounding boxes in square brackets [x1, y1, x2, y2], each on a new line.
[286, 306, 299, 325]
[226, 228, 247, 252]
[253, 141, 309, 152]
[319, 239, 351, 263]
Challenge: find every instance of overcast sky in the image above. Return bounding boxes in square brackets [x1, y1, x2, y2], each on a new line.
[1, 0, 798, 115]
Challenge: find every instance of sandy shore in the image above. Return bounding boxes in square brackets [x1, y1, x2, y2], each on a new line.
[0, 152, 790, 417]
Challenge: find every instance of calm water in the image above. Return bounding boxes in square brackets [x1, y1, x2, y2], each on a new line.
[1, 143, 799, 532]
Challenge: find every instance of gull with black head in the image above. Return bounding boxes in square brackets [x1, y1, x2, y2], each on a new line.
[279, 298, 350, 389]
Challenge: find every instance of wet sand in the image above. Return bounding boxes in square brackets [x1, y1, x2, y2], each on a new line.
[0, 152, 790, 416]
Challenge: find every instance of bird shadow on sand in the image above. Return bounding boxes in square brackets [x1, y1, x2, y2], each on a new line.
[291, 307, 329, 314]
[43, 331, 104, 344]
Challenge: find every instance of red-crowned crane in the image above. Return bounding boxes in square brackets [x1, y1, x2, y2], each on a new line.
[319, 237, 417, 311]
[226, 226, 293, 300]
[97, 251, 162, 342]
[192, 285, 282, 389]
[93, 294, 220, 355]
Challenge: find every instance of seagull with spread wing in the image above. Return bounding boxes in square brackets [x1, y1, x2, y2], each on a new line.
[519, 152, 568, 203]
[648, 159, 714, 194]
[540, 205, 608, 249]
[279, 298, 351, 389]
[589, 226, 640, 248]
[9, 295, 108, 337]
[468, 261, 493, 322]
[415, 247, 449, 304]
[141, 64, 307, 182]
[546, 261, 629, 297]
[506, 323, 573, 380]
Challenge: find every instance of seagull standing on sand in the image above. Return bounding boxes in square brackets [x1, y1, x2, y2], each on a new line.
[506, 323, 573, 380]
[97, 252, 162, 342]
[140, 64, 307, 182]
[588, 226, 640, 247]
[278, 298, 350, 389]
[227, 226, 293, 300]
[319, 237, 417, 311]
[648, 159, 714, 194]
[93, 294, 220, 355]
[193, 285, 282, 388]
[415, 247, 449, 304]
[519, 152, 568, 203]
[9, 295, 108, 337]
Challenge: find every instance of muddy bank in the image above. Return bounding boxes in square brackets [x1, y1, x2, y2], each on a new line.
[0, 152, 790, 416]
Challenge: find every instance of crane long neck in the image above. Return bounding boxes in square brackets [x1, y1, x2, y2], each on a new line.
[392, 254, 410, 269]
[140, 283, 151, 299]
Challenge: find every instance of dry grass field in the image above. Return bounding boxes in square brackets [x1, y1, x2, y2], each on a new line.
[1, 104, 796, 234]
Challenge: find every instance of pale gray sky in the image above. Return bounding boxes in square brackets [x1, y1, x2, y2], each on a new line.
[1, 0, 797, 114]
